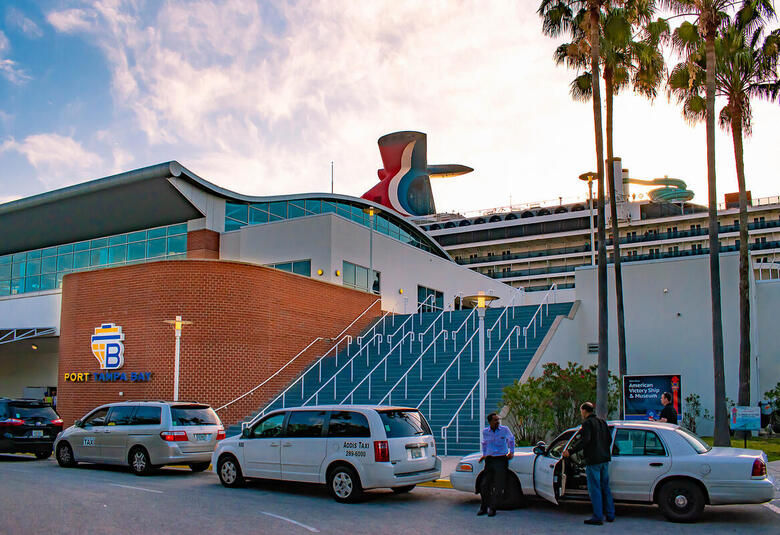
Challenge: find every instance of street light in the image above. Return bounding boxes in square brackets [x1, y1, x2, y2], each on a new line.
[579, 172, 597, 266]
[163, 315, 193, 401]
[363, 206, 380, 294]
[462, 292, 499, 427]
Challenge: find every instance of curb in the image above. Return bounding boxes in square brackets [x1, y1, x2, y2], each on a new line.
[419, 478, 454, 489]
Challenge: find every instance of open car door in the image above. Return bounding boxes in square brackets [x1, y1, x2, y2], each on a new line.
[533, 455, 563, 504]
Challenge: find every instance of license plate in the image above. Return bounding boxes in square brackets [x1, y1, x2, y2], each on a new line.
[410, 447, 423, 459]
[195, 433, 210, 442]
[31, 430, 43, 438]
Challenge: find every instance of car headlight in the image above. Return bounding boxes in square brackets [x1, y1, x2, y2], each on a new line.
[456, 462, 473, 472]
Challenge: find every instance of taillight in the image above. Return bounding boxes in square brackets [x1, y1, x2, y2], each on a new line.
[159, 430, 188, 442]
[51, 419, 63, 426]
[217, 428, 226, 441]
[374, 440, 390, 462]
[751, 458, 767, 478]
[1, 418, 25, 426]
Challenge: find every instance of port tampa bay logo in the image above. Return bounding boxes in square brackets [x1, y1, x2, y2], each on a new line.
[91, 323, 125, 370]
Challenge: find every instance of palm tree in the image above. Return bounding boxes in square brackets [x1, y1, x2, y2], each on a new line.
[664, 0, 738, 447]
[539, 0, 610, 418]
[668, 1, 779, 414]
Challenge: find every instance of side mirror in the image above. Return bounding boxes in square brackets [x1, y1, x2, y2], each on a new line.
[74, 419, 82, 428]
[241, 427, 251, 438]
[532, 441, 546, 455]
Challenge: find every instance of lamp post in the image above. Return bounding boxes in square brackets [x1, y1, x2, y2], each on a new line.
[363, 206, 379, 294]
[463, 293, 499, 426]
[579, 172, 597, 266]
[163, 315, 193, 401]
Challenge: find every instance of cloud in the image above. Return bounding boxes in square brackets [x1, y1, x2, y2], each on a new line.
[46, 8, 95, 33]
[6, 7, 44, 38]
[0, 29, 31, 84]
[1, 133, 103, 189]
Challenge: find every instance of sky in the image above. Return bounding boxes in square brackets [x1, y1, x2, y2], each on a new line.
[0, 0, 778, 215]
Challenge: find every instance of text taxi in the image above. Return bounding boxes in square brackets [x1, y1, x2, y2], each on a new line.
[213, 405, 441, 502]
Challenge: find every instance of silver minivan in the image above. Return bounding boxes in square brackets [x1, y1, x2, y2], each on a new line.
[54, 401, 225, 475]
[213, 405, 441, 502]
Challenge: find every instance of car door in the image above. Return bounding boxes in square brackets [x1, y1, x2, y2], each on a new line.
[241, 412, 285, 479]
[71, 408, 109, 461]
[609, 428, 671, 501]
[281, 410, 327, 482]
[102, 405, 136, 463]
[533, 430, 576, 504]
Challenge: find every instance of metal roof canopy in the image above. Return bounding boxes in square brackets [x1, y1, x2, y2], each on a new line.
[0, 162, 204, 256]
[0, 328, 57, 345]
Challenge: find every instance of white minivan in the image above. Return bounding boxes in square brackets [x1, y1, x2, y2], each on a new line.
[212, 405, 441, 502]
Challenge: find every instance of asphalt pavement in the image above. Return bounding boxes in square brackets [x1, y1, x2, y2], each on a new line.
[0, 453, 778, 535]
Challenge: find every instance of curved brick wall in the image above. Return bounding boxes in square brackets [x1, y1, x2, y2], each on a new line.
[58, 260, 379, 426]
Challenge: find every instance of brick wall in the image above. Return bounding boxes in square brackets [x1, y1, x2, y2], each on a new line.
[58, 260, 380, 426]
[186, 229, 220, 259]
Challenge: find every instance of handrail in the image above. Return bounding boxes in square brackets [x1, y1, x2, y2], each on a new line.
[387, 294, 435, 342]
[214, 297, 381, 412]
[440, 325, 521, 456]
[379, 328, 448, 405]
[301, 333, 382, 406]
[415, 303, 452, 350]
[522, 283, 556, 348]
[450, 307, 477, 347]
[416, 329, 479, 416]
[358, 309, 393, 343]
[340, 331, 415, 403]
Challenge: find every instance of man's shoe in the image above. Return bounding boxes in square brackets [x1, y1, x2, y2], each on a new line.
[477, 509, 487, 516]
[487, 508, 496, 517]
[605, 517, 615, 523]
[584, 518, 603, 525]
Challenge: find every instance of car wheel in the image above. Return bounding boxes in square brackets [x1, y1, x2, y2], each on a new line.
[392, 485, 415, 494]
[189, 462, 210, 473]
[129, 447, 154, 476]
[217, 455, 245, 488]
[35, 448, 53, 460]
[657, 479, 705, 523]
[56, 442, 77, 467]
[328, 465, 363, 503]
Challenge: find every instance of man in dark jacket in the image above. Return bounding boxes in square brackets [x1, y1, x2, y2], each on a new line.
[563, 402, 615, 525]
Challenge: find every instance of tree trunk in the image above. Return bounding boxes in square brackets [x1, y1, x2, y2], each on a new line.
[705, 30, 729, 447]
[590, 4, 609, 419]
[731, 107, 751, 407]
[605, 70, 628, 411]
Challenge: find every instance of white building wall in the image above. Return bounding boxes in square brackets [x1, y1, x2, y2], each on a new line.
[0, 349, 58, 398]
[755, 279, 780, 400]
[0, 290, 62, 331]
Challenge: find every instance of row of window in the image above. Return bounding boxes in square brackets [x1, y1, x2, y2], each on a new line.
[0, 223, 188, 297]
[224, 199, 446, 259]
[250, 410, 431, 439]
[266, 260, 312, 277]
[343, 261, 380, 294]
[418, 285, 444, 312]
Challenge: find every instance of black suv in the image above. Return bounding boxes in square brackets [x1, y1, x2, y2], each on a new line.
[0, 398, 63, 459]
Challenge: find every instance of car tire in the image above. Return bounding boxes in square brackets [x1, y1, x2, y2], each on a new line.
[189, 462, 210, 473]
[392, 485, 415, 494]
[35, 448, 52, 460]
[217, 455, 245, 488]
[657, 479, 705, 523]
[56, 442, 77, 467]
[328, 465, 363, 503]
[128, 447, 154, 476]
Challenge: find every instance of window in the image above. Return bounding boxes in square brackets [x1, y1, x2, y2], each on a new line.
[7, 403, 58, 420]
[83, 408, 109, 427]
[251, 413, 285, 438]
[343, 261, 379, 294]
[675, 428, 711, 454]
[545, 431, 576, 459]
[612, 429, 666, 456]
[378, 410, 432, 438]
[417, 285, 443, 312]
[328, 411, 371, 438]
[170, 405, 218, 426]
[107, 405, 136, 426]
[131, 406, 162, 425]
[285, 411, 326, 438]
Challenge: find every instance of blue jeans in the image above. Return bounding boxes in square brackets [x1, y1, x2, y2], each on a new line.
[585, 462, 615, 521]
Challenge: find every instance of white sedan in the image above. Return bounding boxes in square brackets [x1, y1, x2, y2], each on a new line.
[450, 421, 776, 522]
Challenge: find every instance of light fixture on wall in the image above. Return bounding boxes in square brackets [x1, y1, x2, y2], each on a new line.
[335, 269, 341, 277]
[31, 344, 38, 350]
[663, 288, 669, 294]
[399, 288, 404, 294]
[317, 269, 324, 276]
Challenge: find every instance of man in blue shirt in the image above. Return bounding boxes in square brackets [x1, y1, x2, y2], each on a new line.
[478, 412, 514, 517]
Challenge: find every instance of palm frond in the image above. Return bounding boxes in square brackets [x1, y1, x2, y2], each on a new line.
[571, 72, 593, 102]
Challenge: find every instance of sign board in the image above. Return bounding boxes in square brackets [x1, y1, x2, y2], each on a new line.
[623, 374, 682, 423]
[730, 406, 761, 431]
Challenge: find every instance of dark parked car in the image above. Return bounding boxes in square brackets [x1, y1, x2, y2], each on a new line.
[0, 398, 63, 459]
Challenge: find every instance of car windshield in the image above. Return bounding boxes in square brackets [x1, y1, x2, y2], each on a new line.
[378, 410, 432, 438]
[675, 428, 712, 454]
[9, 404, 58, 421]
[171, 405, 218, 426]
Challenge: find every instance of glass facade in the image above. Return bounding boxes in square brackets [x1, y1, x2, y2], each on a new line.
[418, 285, 443, 312]
[224, 198, 446, 259]
[267, 259, 312, 277]
[343, 261, 380, 294]
[0, 223, 188, 297]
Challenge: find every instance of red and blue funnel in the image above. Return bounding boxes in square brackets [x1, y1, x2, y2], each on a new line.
[361, 131, 472, 217]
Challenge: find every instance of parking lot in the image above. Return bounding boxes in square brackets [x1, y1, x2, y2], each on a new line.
[1, 454, 778, 534]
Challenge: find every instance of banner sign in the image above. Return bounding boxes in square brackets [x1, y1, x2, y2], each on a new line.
[730, 406, 761, 431]
[623, 374, 682, 423]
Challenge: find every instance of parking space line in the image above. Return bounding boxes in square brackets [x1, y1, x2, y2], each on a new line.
[108, 483, 163, 494]
[261, 512, 319, 533]
[763, 502, 780, 515]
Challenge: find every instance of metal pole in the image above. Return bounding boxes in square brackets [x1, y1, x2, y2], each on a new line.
[589, 179, 596, 266]
[331, 161, 334, 194]
[478, 307, 486, 428]
[173, 315, 182, 402]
